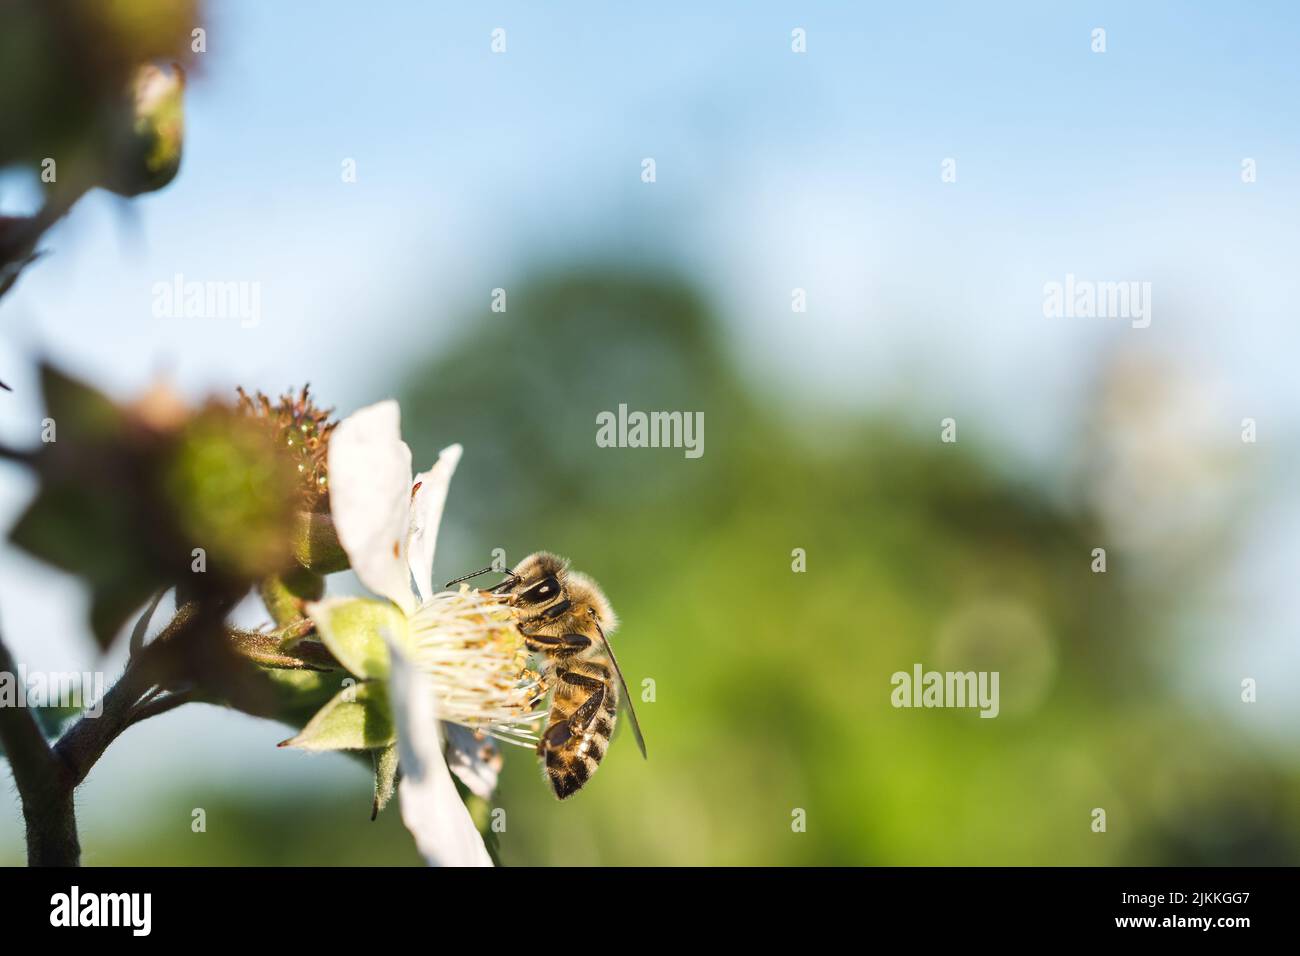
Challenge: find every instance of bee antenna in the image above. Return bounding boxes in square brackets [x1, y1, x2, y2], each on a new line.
[444, 566, 505, 588]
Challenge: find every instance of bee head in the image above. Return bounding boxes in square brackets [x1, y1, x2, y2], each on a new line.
[504, 551, 569, 609]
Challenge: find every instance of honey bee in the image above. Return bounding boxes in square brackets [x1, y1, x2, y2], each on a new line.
[448, 552, 646, 798]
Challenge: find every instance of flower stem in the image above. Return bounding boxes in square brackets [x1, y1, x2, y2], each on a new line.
[0, 621, 79, 865]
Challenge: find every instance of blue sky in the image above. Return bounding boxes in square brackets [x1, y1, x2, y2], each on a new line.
[3, 2, 1298, 424]
[2, 1, 1299, 844]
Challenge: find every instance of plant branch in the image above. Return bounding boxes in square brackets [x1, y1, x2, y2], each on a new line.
[52, 601, 207, 789]
[4, 595, 336, 866]
[0, 619, 78, 865]
[53, 651, 164, 789]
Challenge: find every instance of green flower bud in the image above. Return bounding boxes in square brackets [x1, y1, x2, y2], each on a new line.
[103, 61, 186, 197]
[162, 406, 300, 583]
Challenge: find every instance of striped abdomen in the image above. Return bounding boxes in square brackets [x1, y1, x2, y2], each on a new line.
[540, 659, 617, 799]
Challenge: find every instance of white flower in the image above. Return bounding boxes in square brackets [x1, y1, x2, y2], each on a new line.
[306, 400, 540, 866]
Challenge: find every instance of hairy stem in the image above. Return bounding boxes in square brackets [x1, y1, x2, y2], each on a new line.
[123, 687, 198, 731]
[53, 651, 166, 789]
[0, 623, 79, 865]
[53, 601, 212, 789]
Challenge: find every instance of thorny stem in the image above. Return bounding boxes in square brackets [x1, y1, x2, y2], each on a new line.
[123, 687, 198, 731]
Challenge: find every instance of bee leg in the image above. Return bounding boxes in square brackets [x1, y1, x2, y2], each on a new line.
[567, 683, 607, 734]
[557, 667, 603, 688]
[557, 668, 606, 733]
[518, 629, 591, 651]
[538, 671, 606, 754]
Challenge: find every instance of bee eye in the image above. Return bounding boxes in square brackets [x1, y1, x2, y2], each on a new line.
[519, 576, 560, 605]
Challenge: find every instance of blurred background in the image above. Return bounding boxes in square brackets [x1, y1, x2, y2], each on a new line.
[2, 1, 1299, 865]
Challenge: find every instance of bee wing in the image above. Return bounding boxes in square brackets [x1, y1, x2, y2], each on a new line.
[592, 619, 647, 760]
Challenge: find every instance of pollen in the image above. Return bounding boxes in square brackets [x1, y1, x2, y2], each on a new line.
[406, 588, 546, 746]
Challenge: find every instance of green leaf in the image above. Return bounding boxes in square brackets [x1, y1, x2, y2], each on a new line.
[10, 481, 158, 647]
[279, 681, 394, 752]
[9, 365, 154, 646]
[39, 364, 124, 442]
[306, 597, 401, 680]
[90, 581, 160, 649]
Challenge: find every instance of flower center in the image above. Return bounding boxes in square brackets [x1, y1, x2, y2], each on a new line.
[406, 588, 544, 745]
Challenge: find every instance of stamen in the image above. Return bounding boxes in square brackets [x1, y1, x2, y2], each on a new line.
[406, 588, 544, 740]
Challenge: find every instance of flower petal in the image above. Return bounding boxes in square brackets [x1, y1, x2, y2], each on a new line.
[387, 638, 493, 867]
[443, 722, 503, 800]
[407, 443, 462, 605]
[328, 400, 416, 613]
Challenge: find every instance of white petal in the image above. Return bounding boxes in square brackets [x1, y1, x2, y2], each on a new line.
[407, 443, 463, 605]
[387, 639, 493, 867]
[328, 400, 417, 614]
[443, 722, 502, 801]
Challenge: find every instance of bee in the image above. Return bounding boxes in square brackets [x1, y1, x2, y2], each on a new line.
[448, 552, 646, 798]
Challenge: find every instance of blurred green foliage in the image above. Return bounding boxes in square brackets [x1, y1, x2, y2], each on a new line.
[390, 270, 1300, 865]
[78, 790, 425, 867]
